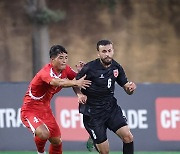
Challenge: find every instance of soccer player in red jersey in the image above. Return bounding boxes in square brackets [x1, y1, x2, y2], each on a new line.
[21, 45, 91, 154]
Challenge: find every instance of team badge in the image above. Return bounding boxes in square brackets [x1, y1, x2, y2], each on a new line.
[113, 69, 119, 77]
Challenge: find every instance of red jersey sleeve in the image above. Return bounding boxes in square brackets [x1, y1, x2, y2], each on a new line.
[66, 65, 77, 80]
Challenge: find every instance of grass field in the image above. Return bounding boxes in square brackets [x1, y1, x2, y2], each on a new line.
[0, 152, 179, 154]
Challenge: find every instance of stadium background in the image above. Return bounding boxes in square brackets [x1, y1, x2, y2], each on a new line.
[0, 0, 179, 153]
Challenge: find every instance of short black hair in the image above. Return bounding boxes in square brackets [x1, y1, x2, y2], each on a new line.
[49, 45, 67, 58]
[96, 40, 112, 51]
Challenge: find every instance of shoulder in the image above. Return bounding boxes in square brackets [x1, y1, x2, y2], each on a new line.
[85, 59, 100, 68]
[42, 63, 51, 71]
[63, 65, 77, 80]
[77, 59, 97, 75]
[86, 59, 97, 65]
[65, 65, 76, 73]
[111, 60, 126, 75]
[112, 59, 123, 68]
[65, 64, 73, 70]
[37, 63, 51, 76]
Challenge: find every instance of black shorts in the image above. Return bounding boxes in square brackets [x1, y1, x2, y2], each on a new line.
[83, 105, 127, 144]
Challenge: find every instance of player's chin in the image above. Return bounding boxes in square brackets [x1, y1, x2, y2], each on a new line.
[104, 59, 112, 65]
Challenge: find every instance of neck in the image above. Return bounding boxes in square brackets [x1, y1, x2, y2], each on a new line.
[52, 66, 62, 75]
[55, 69, 62, 74]
[51, 62, 62, 74]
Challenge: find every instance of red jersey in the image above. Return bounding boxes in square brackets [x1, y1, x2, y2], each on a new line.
[21, 63, 76, 111]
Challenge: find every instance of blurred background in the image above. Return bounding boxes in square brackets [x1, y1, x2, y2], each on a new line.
[0, 0, 179, 83]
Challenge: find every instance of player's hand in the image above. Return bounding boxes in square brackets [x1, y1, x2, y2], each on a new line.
[75, 61, 86, 72]
[128, 82, 136, 92]
[124, 81, 136, 95]
[77, 93, 87, 104]
[77, 75, 91, 89]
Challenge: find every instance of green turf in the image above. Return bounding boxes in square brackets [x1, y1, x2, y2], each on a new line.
[0, 152, 179, 154]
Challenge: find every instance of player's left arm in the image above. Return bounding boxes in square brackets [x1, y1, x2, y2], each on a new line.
[73, 63, 89, 103]
[123, 81, 136, 95]
[67, 65, 87, 104]
[73, 87, 87, 104]
[116, 64, 136, 95]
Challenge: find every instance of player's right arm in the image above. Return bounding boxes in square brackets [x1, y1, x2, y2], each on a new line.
[50, 75, 91, 89]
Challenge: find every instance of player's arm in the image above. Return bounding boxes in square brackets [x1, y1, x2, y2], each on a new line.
[73, 86, 87, 104]
[123, 81, 136, 95]
[50, 75, 91, 89]
[73, 64, 89, 104]
[116, 65, 136, 95]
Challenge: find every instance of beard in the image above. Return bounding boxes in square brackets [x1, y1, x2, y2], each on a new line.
[101, 57, 112, 66]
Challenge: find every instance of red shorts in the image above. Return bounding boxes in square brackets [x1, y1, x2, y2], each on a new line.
[21, 109, 61, 138]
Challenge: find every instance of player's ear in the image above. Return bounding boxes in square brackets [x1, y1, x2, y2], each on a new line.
[112, 49, 114, 55]
[50, 57, 55, 62]
[97, 53, 100, 57]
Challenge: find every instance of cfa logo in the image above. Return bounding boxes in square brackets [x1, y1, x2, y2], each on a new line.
[55, 97, 89, 141]
[156, 97, 180, 141]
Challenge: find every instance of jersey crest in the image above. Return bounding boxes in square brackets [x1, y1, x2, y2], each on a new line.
[113, 69, 119, 77]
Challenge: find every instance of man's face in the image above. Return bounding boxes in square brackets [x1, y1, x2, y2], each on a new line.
[52, 53, 68, 71]
[98, 44, 114, 66]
